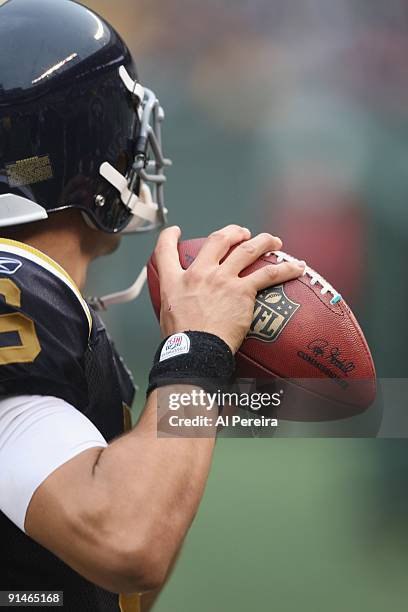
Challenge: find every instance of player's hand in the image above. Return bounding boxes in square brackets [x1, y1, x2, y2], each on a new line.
[154, 225, 305, 354]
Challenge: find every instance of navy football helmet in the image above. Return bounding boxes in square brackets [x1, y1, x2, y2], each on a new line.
[0, 0, 171, 236]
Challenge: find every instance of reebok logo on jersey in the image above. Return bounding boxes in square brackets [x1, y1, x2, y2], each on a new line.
[160, 333, 190, 362]
[0, 257, 23, 275]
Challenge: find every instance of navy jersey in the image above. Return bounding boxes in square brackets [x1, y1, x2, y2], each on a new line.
[0, 238, 138, 611]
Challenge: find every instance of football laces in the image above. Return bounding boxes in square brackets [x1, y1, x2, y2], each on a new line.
[266, 250, 342, 306]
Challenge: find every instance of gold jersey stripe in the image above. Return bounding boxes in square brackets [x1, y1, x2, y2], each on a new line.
[119, 593, 142, 612]
[0, 238, 92, 335]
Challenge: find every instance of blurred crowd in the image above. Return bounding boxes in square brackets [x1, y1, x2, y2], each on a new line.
[86, 0, 408, 378]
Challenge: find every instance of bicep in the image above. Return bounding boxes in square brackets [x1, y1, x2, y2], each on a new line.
[0, 395, 107, 533]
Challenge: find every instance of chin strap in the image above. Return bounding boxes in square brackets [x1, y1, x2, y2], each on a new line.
[88, 266, 147, 311]
[99, 163, 164, 225]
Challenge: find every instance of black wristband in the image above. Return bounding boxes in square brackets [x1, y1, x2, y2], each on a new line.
[147, 331, 235, 397]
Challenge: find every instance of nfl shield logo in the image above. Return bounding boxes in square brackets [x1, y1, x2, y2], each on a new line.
[247, 285, 300, 342]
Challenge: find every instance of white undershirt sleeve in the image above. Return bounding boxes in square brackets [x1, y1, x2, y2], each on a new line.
[0, 395, 108, 533]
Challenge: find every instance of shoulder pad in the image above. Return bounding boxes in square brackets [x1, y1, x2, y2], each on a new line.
[0, 239, 91, 408]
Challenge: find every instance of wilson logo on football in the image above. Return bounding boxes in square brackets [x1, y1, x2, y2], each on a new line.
[0, 257, 23, 276]
[247, 285, 300, 342]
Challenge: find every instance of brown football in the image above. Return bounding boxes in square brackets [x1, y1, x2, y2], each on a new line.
[147, 238, 376, 421]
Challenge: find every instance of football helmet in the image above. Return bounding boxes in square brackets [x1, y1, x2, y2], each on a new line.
[0, 0, 171, 307]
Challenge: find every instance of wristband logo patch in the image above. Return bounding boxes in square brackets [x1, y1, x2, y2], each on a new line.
[160, 333, 191, 361]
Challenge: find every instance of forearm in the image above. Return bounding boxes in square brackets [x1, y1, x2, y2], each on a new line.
[93, 386, 216, 566]
[26, 386, 217, 592]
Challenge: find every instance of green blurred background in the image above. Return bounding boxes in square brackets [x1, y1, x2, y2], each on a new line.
[84, 1, 408, 610]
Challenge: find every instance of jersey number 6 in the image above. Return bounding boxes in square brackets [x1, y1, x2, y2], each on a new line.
[0, 278, 41, 365]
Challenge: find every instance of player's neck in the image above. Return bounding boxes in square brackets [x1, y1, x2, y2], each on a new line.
[25, 232, 91, 290]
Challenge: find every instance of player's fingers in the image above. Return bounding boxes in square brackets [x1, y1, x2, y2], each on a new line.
[192, 225, 251, 268]
[246, 260, 306, 293]
[154, 226, 183, 283]
[222, 233, 283, 274]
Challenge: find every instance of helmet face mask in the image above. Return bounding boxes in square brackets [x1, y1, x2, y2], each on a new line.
[0, 0, 171, 235]
[95, 71, 171, 235]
